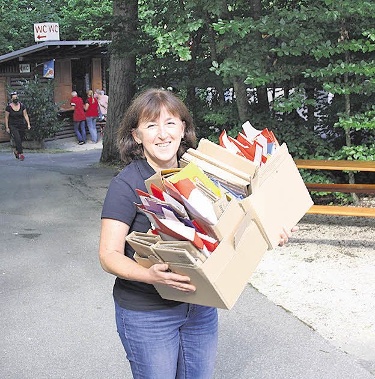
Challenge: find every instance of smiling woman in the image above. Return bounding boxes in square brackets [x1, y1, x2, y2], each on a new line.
[98, 88, 296, 379]
[131, 108, 186, 171]
[117, 89, 196, 165]
[98, 88, 224, 379]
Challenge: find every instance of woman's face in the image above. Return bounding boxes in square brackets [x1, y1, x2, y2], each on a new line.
[132, 106, 185, 171]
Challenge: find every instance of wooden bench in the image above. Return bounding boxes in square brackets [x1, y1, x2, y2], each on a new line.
[294, 159, 375, 217]
[97, 121, 106, 136]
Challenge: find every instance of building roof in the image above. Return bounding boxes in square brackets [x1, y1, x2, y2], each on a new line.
[0, 40, 111, 65]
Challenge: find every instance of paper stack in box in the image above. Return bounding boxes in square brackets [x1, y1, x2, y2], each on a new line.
[181, 121, 314, 249]
[127, 121, 313, 309]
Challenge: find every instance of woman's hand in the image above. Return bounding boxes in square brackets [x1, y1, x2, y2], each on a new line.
[148, 263, 196, 292]
[278, 225, 299, 247]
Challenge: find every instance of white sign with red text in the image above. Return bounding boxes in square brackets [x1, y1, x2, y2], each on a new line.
[34, 23, 60, 42]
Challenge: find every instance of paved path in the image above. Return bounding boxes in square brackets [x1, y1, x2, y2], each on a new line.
[0, 147, 374, 378]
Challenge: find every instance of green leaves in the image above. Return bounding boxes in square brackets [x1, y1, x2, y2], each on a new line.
[334, 109, 375, 131]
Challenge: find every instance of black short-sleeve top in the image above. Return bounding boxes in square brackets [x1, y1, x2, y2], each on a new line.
[6, 103, 26, 128]
[101, 159, 182, 310]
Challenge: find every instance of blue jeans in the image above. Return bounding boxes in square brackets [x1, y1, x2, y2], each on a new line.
[73, 120, 86, 142]
[86, 117, 98, 143]
[115, 301, 218, 379]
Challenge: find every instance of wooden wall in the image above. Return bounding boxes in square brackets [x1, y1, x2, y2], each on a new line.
[91, 58, 103, 93]
[54, 59, 72, 108]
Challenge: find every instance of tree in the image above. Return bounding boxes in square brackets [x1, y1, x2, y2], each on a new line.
[0, 0, 112, 55]
[58, 0, 112, 41]
[0, 0, 63, 54]
[100, 0, 138, 163]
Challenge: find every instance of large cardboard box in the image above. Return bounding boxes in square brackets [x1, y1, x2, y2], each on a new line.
[132, 209, 268, 309]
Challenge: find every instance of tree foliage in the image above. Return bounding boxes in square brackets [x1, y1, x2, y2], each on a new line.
[1, 0, 374, 171]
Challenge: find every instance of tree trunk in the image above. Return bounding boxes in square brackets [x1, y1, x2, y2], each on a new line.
[206, 13, 225, 107]
[100, 0, 137, 164]
[342, 43, 359, 204]
[256, 86, 270, 113]
[250, 0, 269, 114]
[233, 77, 250, 124]
[305, 87, 315, 131]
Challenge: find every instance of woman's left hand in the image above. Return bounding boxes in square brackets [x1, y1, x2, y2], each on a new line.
[278, 225, 299, 247]
[27, 125, 31, 130]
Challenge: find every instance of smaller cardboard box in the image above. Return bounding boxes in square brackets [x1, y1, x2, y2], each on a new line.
[240, 143, 313, 249]
[144, 170, 243, 241]
[134, 211, 268, 309]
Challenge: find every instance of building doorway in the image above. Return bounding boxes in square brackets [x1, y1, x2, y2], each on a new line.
[71, 58, 91, 99]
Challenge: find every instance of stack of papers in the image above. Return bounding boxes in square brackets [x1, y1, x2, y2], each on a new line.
[134, 162, 230, 261]
[219, 121, 279, 167]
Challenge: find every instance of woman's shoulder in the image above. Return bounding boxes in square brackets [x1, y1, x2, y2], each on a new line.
[115, 160, 154, 185]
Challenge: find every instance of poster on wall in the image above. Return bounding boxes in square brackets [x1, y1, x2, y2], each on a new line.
[43, 60, 55, 78]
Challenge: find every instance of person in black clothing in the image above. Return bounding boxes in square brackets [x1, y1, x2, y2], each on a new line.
[5, 92, 31, 160]
[99, 88, 296, 379]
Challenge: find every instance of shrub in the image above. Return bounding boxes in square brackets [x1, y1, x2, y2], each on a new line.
[9, 77, 66, 142]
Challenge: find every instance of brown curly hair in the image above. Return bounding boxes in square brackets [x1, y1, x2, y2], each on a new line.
[117, 88, 197, 164]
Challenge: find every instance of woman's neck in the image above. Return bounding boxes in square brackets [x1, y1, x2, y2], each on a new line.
[148, 158, 178, 173]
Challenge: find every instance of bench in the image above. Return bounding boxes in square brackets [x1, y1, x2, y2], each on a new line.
[294, 159, 375, 217]
[97, 121, 106, 136]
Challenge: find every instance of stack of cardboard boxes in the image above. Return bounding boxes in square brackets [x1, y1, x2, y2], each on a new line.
[127, 139, 313, 309]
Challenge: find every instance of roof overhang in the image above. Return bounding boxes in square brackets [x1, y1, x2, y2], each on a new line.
[0, 40, 111, 65]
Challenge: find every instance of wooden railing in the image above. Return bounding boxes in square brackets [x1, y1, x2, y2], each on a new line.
[294, 159, 375, 217]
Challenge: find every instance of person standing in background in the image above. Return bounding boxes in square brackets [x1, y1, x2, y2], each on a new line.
[95, 89, 108, 122]
[70, 91, 86, 145]
[84, 90, 99, 143]
[5, 92, 31, 160]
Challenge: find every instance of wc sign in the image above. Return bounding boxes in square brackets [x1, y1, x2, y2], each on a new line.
[34, 23, 60, 42]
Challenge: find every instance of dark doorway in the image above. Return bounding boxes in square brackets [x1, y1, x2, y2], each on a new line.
[71, 58, 91, 99]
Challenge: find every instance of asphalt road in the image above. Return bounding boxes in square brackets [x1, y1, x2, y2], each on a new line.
[0, 149, 373, 379]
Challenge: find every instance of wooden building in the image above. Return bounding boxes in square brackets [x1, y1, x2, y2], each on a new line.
[0, 40, 110, 142]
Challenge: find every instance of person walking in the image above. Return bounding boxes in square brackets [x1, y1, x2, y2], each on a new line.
[5, 92, 31, 161]
[70, 91, 86, 145]
[84, 89, 99, 143]
[98, 88, 295, 379]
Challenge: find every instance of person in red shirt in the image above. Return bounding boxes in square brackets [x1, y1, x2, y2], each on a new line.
[84, 90, 99, 143]
[70, 91, 86, 145]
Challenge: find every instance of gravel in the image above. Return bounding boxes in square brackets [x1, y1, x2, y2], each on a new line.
[250, 213, 375, 370]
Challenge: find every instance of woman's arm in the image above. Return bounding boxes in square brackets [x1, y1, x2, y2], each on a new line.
[5, 111, 10, 133]
[23, 109, 31, 129]
[99, 218, 196, 292]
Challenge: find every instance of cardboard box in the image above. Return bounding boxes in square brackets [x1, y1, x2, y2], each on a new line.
[135, 140, 312, 309]
[144, 170, 243, 241]
[133, 212, 268, 309]
[240, 143, 313, 249]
